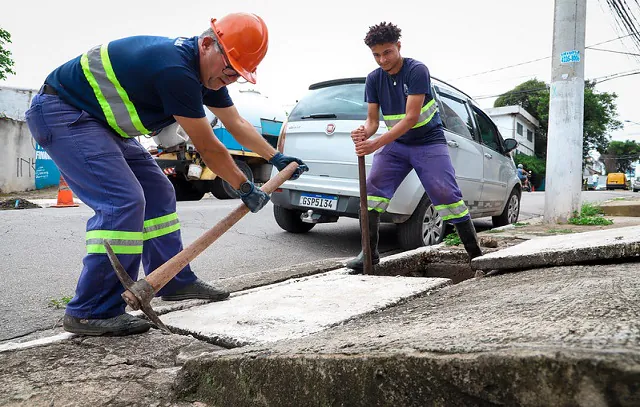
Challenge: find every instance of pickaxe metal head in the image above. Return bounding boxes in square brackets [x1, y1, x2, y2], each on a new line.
[104, 241, 171, 334]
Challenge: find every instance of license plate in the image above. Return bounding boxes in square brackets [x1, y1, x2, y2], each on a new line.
[299, 193, 338, 210]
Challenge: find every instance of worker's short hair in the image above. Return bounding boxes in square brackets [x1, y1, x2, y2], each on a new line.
[200, 28, 223, 54]
[200, 28, 216, 40]
[364, 22, 402, 47]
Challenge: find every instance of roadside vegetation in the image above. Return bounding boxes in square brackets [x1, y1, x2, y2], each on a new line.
[568, 203, 614, 226]
[49, 296, 73, 309]
[444, 232, 462, 246]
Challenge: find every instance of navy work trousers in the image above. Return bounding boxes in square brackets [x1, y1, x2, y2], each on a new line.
[25, 93, 197, 319]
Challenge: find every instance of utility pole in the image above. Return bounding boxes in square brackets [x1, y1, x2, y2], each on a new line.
[544, 0, 587, 223]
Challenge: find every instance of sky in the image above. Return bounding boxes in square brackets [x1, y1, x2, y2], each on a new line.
[2, 0, 639, 142]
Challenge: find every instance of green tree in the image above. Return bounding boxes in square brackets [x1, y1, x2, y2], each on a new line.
[0, 27, 16, 81]
[494, 79, 621, 161]
[600, 140, 640, 174]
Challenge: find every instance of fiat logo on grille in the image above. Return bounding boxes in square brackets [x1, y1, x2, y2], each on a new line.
[325, 123, 336, 135]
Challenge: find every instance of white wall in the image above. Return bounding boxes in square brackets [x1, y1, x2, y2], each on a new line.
[0, 86, 36, 121]
[0, 87, 38, 193]
[0, 118, 35, 192]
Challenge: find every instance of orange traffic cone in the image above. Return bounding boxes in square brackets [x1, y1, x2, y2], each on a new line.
[51, 176, 79, 208]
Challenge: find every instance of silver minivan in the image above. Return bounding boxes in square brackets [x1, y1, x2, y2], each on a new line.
[271, 77, 522, 249]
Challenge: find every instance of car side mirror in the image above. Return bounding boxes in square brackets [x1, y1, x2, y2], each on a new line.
[503, 138, 518, 153]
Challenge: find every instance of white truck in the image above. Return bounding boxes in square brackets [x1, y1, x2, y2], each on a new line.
[149, 88, 285, 201]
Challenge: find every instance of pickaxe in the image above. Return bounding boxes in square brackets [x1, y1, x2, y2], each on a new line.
[104, 162, 299, 333]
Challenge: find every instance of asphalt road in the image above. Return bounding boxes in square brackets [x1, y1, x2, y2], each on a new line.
[0, 190, 636, 342]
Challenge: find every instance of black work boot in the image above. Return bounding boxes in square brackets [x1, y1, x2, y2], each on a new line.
[454, 218, 483, 260]
[63, 313, 150, 336]
[346, 210, 380, 273]
[161, 278, 230, 301]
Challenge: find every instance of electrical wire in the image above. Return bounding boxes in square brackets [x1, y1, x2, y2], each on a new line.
[449, 32, 639, 82]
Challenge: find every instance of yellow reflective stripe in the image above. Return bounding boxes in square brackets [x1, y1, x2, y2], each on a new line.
[143, 213, 180, 241]
[85, 230, 143, 254]
[81, 53, 129, 139]
[384, 99, 437, 130]
[441, 209, 469, 221]
[144, 223, 181, 241]
[86, 230, 143, 240]
[412, 100, 438, 129]
[99, 45, 150, 135]
[434, 200, 466, 211]
[87, 244, 143, 255]
[144, 213, 179, 228]
[435, 200, 469, 221]
[367, 196, 391, 203]
[367, 195, 390, 213]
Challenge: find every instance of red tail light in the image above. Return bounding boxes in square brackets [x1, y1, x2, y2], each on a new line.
[276, 119, 287, 153]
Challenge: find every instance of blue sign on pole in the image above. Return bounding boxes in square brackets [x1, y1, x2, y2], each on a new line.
[560, 50, 580, 64]
[34, 143, 60, 189]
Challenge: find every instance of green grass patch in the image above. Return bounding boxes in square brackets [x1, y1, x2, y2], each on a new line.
[580, 202, 604, 217]
[568, 203, 613, 226]
[487, 229, 502, 234]
[444, 232, 462, 246]
[513, 222, 529, 228]
[49, 296, 73, 309]
[546, 229, 574, 234]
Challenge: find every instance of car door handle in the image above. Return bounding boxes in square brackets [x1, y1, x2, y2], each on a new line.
[447, 141, 459, 148]
[484, 153, 493, 159]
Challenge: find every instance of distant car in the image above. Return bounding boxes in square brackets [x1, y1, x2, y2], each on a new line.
[606, 172, 628, 190]
[270, 77, 522, 250]
[632, 176, 640, 192]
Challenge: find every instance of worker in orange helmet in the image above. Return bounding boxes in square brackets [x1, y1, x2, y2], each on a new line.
[25, 13, 308, 336]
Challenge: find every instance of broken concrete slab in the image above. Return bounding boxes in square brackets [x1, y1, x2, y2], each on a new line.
[472, 225, 640, 271]
[162, 271, 450, 347]
[175, 263, 640, 407]
[0, 331, 221, 407]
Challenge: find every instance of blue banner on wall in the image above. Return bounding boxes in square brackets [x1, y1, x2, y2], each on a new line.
[35, 143, 60, 189]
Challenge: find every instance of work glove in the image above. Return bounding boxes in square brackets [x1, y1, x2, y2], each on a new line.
[269, 152, 309, 180]
[239, 181, 270, 213]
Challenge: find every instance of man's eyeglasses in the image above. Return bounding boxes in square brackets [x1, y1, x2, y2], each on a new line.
[215, 41, 247, 84]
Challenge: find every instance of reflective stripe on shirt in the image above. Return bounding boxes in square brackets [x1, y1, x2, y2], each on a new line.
[383, 99, 438, 131]
[81, 44, 151, 138]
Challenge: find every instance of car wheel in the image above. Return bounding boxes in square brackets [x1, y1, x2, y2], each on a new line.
[397, 194, 446, 250]
[170, 176, 205, 201]
[211, 160, 253, 200]
[273, 205, 315, 233]
[492, 188, 521, 227]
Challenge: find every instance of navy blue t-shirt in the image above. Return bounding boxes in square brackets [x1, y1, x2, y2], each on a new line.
[46, 36, 233, 134]
[365, 58, 445, 145]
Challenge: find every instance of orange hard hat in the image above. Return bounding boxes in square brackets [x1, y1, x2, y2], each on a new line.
[210, 13, 269, 84]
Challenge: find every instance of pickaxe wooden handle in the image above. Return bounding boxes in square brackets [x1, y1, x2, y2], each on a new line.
[105, 162, 299, 333]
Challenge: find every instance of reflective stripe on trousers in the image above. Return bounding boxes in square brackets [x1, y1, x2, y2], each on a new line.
[85, 212, 181, 254]
[384, 99, 438, 130]
[434, 199, 469, 221]
[81, 44, 150, 138]
[367, 195, 390, 213]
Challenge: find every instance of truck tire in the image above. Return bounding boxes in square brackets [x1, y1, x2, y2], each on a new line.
[492, 188, 521, 227]
[273, 205, 315, 233]
[211, 160, 254, 200]
[397, 194, 446, 250]
[170, 177, 205, 201]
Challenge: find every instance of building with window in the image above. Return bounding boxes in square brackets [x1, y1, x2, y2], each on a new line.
[484, 106, 538, 156]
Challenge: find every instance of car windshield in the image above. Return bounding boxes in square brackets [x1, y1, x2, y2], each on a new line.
[289, 83, 367, 121]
